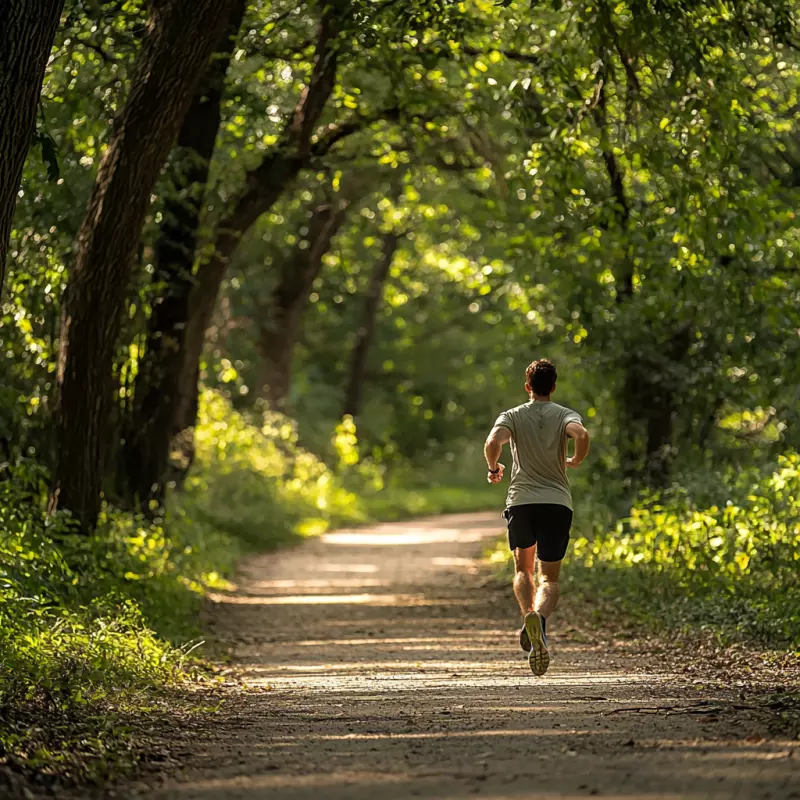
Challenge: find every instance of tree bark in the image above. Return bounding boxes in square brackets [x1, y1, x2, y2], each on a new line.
[0, 1, 65, 295]
[342, 231, 400, 419]
[120, 0, 246, 506]
[52, 0, 232, 529]
[257, 193, 355, 408]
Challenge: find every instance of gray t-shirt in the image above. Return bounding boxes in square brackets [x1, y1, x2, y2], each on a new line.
[494, 400, 582, 510]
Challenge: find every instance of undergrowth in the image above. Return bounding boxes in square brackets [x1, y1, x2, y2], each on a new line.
[0, 390, 495, 788]
[490, 452, 800, 648]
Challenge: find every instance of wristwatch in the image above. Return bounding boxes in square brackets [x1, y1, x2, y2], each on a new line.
[488, 466, 500, 474]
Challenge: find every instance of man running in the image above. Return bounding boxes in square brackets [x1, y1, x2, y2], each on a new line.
[484, 359, 590, 676]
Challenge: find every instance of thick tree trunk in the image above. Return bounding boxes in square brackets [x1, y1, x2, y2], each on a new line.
[0, 1, 65, 295]
[121, 0, 246, 506]
[257, 195, 354, 408]
[52, 0, 231, 529]
[342, 231, 400, 419]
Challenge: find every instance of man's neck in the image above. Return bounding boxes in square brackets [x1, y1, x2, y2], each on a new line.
[530, 394, 551, 403]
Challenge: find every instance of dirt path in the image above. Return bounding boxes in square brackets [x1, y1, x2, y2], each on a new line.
[132, 512, 798, 800]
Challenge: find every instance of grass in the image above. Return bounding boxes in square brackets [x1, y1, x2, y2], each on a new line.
[360, 482, 498, 521]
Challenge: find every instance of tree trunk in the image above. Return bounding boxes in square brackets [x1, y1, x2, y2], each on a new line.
[0, 1, 65, 295]
[644, 390, 674, 486]
[52, 0, 232, 529]
[342, 231, 400, 419]
[173, 4, 343, 436]
[121, 0, 246, 506]
[257, 194, 355, 408]
[642, 323, 692, 486]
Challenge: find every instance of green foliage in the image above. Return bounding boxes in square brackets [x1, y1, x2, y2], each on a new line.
[179, 390, 364, 546]
[0, 466, 214, 782]
[568, 453, 800, 646]
[180, 391, 498, 537]
[0, 464, 230, 710]
[361, 481, 498, 521]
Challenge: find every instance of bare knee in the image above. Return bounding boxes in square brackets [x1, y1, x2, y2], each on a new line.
[538, 559, 562, 584]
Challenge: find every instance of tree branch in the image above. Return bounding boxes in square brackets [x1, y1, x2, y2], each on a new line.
[74, 36, 118, 63]
[461, 44, 541, 65]
[310, 106, 401, 157]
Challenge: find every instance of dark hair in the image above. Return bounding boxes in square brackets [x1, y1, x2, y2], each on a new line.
[526, 359, 557, 396]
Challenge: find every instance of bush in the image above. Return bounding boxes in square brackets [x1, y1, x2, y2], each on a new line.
[178, 391, 366, 546]
[0, 464, 230, 715]
[570, 452, 800, 646]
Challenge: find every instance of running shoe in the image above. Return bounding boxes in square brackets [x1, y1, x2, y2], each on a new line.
[523, 611, 550, 676]
[519, 624, 531, 652]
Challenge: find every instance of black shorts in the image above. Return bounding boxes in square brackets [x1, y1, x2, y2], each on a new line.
[503, 503, 573, 562]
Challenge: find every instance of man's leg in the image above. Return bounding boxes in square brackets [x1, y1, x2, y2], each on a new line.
[512, 545, 536, 618]
[534, 558, 562, 619]
[522, 559, 562, 677]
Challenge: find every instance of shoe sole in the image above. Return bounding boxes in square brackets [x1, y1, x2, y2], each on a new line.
[524, 612, 550, 676]
[519, 626, 531, 652]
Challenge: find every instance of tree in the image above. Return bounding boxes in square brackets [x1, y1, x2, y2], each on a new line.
[0, 1, 65, 295]
[173, 0, 355, 439]
[342, 230, 401, 419]
[120, 0, 247, 506]
[256, 180, 365, 408]
[53, 0, 233, 529]
[171, 0, 473, 444]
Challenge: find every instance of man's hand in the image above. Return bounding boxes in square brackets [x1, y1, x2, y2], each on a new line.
[487, 463, 505, 483]
[565, 422, 590, 470]
[484, 425, 511, 484]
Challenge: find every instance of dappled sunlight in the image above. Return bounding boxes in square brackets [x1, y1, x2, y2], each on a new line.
[246, 661, 509, 674]
[164, 772, 612, 798]
[318, 564, 379, 573]
[321, 527, 497, 546]
[164, 768, 699, 799]
[289, 634, 506, 647]
[8, 0, 800, 790]
[239, 665, 674, 688]
[208, 592, 480, 607]
[267, 728, 609, 743]
[246, 578, 389, 590]
[646, 740, 798, 759]
[170, 772, 415, 794]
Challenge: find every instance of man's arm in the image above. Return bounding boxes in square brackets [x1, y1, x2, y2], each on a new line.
[565, 421, 590, 468]
[484, 425, 512, 483]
